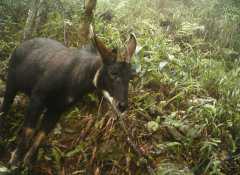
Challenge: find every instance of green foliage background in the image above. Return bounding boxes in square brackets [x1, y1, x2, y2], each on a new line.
[0, 0, 240, 174]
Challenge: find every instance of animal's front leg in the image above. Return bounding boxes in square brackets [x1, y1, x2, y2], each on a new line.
[9, 128, 34, 167]
[23, 108, 62, 166]
[23, 130, 46, 166]
[9, 94, 45, 167]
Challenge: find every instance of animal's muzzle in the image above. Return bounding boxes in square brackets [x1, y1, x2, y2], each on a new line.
[117, 102, 128, 112]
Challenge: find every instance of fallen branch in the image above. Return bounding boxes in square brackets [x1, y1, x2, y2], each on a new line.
[103, 92, 155, 175]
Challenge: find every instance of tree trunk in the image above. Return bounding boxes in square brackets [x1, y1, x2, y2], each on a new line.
[55, 0, 68, 46]
[79, 0, 97, 46]
[22, 0, 45, 41]
[34, 0, 47, 34]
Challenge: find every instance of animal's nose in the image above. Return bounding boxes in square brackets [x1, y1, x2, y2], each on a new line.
[118, 102, 127, 112]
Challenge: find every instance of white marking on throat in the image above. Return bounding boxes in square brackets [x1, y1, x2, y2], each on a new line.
[93, 68, 101, 88]
[102, 90, 114, 105]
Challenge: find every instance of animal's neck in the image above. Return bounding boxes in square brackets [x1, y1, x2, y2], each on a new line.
[67, 53, 103, 96]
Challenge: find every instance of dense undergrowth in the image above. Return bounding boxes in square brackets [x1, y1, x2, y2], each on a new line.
[0, 0, 240, 174]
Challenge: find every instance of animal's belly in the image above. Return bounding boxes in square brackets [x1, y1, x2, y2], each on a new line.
[14, 68, 41, 95]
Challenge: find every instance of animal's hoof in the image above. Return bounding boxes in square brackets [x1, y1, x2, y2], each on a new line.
[8, 149, 20, 168]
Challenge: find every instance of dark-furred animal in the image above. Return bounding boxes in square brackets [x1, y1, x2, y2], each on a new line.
[0, 34, 137, 167]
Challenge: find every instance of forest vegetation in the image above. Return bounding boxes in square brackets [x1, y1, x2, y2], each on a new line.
[0, 0, 240, 174]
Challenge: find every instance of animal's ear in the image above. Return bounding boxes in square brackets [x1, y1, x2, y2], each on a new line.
[123, 33, 137, 63]
[94, 36, 113, 64]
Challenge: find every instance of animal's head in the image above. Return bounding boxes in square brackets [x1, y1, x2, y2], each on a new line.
[94, 34, 137, 113]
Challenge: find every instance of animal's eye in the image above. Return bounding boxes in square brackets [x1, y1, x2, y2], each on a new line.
[111, 71, 118, 76]
[109, 68, 118, 76]
[116, 76, 121, 81]
[110, 72, 118, 79]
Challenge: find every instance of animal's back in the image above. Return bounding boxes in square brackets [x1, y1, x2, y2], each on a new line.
[10, 38, 66, 66]
[9, 38, 74, 94]
[8, 38, 101, 102]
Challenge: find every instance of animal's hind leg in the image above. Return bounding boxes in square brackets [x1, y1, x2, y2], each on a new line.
[23, 108, 63, 166]
[9, 94, 45, 167]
